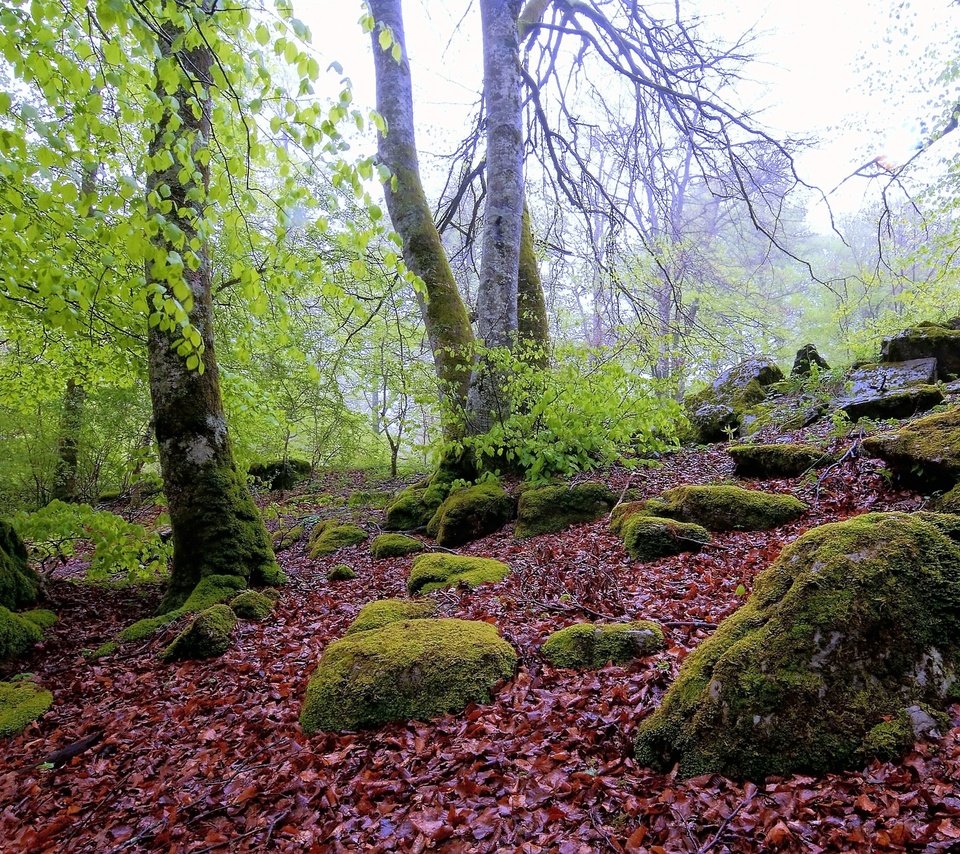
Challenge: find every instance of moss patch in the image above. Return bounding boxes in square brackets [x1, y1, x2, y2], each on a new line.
[229, 590, 275, 621]
[0, 606, 43, 661]
[299, 618, 517, 732]
[0, 679, 52, 736]
[308, 520, 367, 557]
[426, 481, 516, 547]
[327, 564, 358, 581]
[0, 520, 39, 611]
[934, 483, 960, 514]
[634, 512, 960, 779]
[370, 533, 424, 559]
[515, 481, 616, 538]
[542, 621, 665, 669]
[644, 484, 806, 531]
[162, 604, 237, 661]
[609, 501, 648, 535]
[345, 598, 437, 634]
[407, 553, 509, 595]
[620, 516, 711, 561]
[21, 609, 57, 630]
[384, 475, 454, 531]
[728, 443, 830, 478]
[248, 458, 312, 491]
[863, 407, 960, 489]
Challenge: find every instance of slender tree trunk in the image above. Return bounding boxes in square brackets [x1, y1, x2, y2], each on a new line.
[517, 202, 549, 362]
[466, 0, 526, 433]
[145, 4, 278, 613]
[368, 0, 474, 424]
[51, 377, 85, 503]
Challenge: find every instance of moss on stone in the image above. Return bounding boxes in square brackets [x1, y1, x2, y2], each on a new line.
[515, 480, 616, 538]
[272, 524, 303, 550]
[0, 679, 52, 736]
[425, 481, 516, 546]
[229, 590, 275, 620]
[345, 598, 437, 634]
[863, 406, 960, 489]
[21, 609, 57, 630]
[384, 478, 453, 531]
[0, 520, 39, 611]
[88, 640, 118, 659]
[248, 458, 311, 491]
[634, 512, 960, 779]
[643, 484, 806, 531]
[308, 520, 367, 557]
[609, 501, 648, 535]
[934, 483, 960, 514]
[542, 621, 665, 669]
[162, 604, 236, 661]
[728, 443, 830, 478]
[620, 516, 711, 561]
[370, 533, 424, 559]
[299, 618, 517, 732]
[0, 606, 43, 661]
[407, 553, 510, 595]
[327, 564, 358, 581]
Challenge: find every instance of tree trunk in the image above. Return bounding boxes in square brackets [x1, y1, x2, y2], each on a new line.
[368, 0, 474, 424]
[51, 377, 85, 503]
[145, 4, 279, 613]
[466, 0, 526, 433]
[517, 202, 549, 362]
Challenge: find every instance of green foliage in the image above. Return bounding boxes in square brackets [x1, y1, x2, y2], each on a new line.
[0, 678, 53, 736]
[407, 553, 509, 595]
[345, 598, 437, 634]
[541, 621, 665, 669]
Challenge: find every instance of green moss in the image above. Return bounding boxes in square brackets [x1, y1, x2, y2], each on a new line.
[88, 640, 117, 659]
[272, 524, 303, 550]
[0, 520, 39, 610]
[229, 590, 275, 620]
[21, 609, 57, 629]
[348, 490, 393, 509]
[542, 621, 665, 669]
[384, 477, 453, 531]
[327, 564, 357, 581]
[425, 481, 516, 546]
[515, 481, 616, 538]
[370, 533, 424, 559]
[0, 679, 52, 736]
[299, 618, 517, 732]
[162, 604, 237, 661]
[609, 501, 648, 535]
[863, 407, 960, 489]
[407, 553, 509, 595]
[308, 520, 367, 557]
[248, 458, 311, 491]
[0, 606, 43, 661]
[634, 512, 960, 779]
[644, 484, 806, 531]
[620, 516, 711, 561]
[345, 598, 437, 634]
[728, 444, 830, 478]
[934, 484, 960, 514]
[730, 379, 766, 411]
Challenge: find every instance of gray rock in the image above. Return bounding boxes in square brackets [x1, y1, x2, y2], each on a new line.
[690, 403, 738, 442]
[791, 344, 830, 377]
[881, 325, 960, 379]
[837, 359, 943, 420]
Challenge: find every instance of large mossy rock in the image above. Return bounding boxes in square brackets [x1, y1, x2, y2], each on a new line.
[0, 521, 39, 611]
[837, 359, 943, 421]
[619, 515, 711, 561]
[370, 533, 424, 559]
[407, 553, 509, 595]
[728, 443, 829, 478]
[247, 458, 311, 491]
[162, 604, 237, 661]
[299, 618, 517, 732]
[425, 482, 516, 547]
[635, 512, 960, 779]
[863, 406, 960, 489]
[515, 480, 616, 538]
[881, 323, 960, 379]
[0, 679, 53, 737]
[384, 474, 455, 531]
[644, 485, 806, 531]
[308, 520, 367, 557]
[0, 606, 43, 661]
[685, 358, 784, 442]
[345, 598, 437, 635]
[542, 621, 665, 669]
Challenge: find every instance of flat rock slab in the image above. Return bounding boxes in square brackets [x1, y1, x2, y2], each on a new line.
[882, 325, 960, 379]
[838, 359, 943, 420]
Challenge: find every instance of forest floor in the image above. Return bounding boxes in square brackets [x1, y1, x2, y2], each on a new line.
[3, 426, 960, 852]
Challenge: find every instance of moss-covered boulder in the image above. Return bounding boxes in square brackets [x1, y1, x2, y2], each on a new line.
[542, 621, 665, 669]
[881, 324, 960, 379]
[308, 520, 367, 557]
[619, 515, 711, 561]
[685, 358, 784, 442]
[162, 604, 237, 661]
[425, 481, 516, 546]
[327, 563, 357, 581]
[728, 443, 829, 478]
[644, 485, 806, 531]
[370, 533, 424, 559]
[935, 483, 960, 514]
[0, 678, 53, 736]
[608, 501, 648, 535]
[791, 344, 829, 377]
[299, 618, 517, 732]
[0, 521, 39, 611]
[345, 598, 437, 634]
[515, 481, 616, 538]
[407, 553, 509, 595]
[0, 606, 43, 661]
[384, 476, 453, 531]
[229, 590, 275, 620]
[248, 458, 312, 491]
[635, 512, 960, 779]
[863, 407, 960, 489]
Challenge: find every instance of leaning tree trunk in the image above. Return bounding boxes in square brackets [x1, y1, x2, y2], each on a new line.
[51, 377, 85, 503]
[466, 0, 526, 433]
[368, 0, 474, 425]
[145, 4, 278, 613]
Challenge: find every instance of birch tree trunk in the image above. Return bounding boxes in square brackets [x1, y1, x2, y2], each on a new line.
[145, 4, 279, 613]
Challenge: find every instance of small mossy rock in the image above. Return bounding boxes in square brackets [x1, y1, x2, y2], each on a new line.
[634, 512, 960, 780]
[370, 533, 424, 559]
[299, 618, 517, 732]
[309, 520, 367, 557]
[685, 358, 784, 442]
[248, 458, 312, 491]
[515, 481, 616, 538]
[792, 344, 830, 377]
[345, 598, 437, 634]
[542, 621, 665, 669]
[407, 554, 509, 595]
[934, 483, 960, 514]
[384, 475, 454, 531]
[728, 443, 829, 478]
[162, 604, 237, 661]
[426, 482, 516, 547]
[0, 679, 53, 736]
[0, 606, 43, 661]
[229, 590, 274, 621]
[620, 516, 711, 561]
[882, 325, 960, 379]
[0, 520, 39, 610]
[21, 609, 57, 630]
[689, 403, 739, 443]
[644, 484, 806, 531]
[272, 524, 303, 550]
[609, 501, 648, 535]
[327, 564, 357, 581]
[863, 407, 960, 489]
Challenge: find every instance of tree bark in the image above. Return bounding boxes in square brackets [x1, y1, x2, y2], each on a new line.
[145, 3, 279, 613]
[517, 202, 549, 361]
[368, 0, 475, 423]
[51, 377, 85, 503]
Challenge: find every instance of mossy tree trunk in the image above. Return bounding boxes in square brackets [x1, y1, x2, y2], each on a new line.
[517, 202, 549, 365]
[145, 3, 278, 613]
[51, 377, 85, 503]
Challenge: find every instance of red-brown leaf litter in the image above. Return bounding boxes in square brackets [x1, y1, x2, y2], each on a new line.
[3, 437, 960, 852]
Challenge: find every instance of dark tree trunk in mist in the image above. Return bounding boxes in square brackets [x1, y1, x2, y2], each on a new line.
[51, 377, 85, 503]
